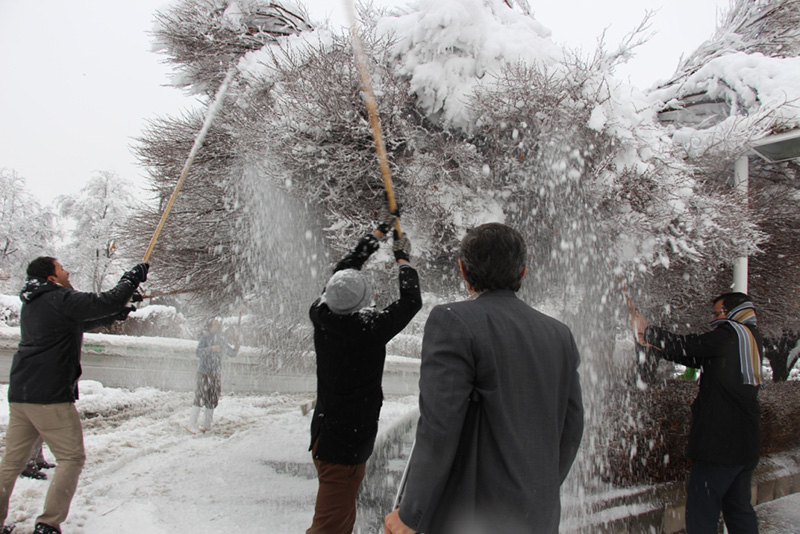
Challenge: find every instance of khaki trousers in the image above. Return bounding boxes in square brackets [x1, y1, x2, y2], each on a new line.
[306, 447, 366, 534]
[0, 403, 86, 529]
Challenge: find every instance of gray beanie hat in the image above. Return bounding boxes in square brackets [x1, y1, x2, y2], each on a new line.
[324, 269, 371, 314]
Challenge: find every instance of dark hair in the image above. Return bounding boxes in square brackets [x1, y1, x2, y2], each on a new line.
[713, 292, 752, 313]
[459, 223, 527, 292]
[26, 256, 57, 279]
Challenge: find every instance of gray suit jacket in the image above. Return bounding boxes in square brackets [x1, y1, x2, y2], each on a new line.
[399, 290, 584, 533]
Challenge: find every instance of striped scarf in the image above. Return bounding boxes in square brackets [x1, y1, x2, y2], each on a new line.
[711, 302, 763, 386]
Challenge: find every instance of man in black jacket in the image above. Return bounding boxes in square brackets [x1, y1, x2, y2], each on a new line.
[630, 292, 763, 534]
[0, 257, 148, 534]
[306, 212, 422, 534]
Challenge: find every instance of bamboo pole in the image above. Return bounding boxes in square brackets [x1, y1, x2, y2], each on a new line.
[142, 67, 237, 263]
[344, 0, 402, 237]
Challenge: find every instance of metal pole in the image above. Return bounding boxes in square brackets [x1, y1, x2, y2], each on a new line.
[732, 155, 749, 293]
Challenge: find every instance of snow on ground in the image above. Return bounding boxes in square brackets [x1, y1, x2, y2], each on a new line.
[757, 493, 800, 534]
[0, 381, 417, 533]
[1, 379, 797, 534]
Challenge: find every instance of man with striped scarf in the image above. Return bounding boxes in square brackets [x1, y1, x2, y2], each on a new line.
[631, 292, 763, 534]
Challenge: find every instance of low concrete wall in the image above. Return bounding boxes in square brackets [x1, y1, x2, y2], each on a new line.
[0, 327, 420, 395]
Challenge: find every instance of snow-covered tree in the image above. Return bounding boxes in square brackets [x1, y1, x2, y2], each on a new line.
[0, 168, 56, 292]
[647, 0, 800, 336]
[232, 0, 762, 330]
[55, 171, 139, 293]
[130, 0, 315, 320]
[203, 0, 772, 487]
[133, 0, 797, 485]
[152, 0, 311, 93]
[130, 110, 244, 309]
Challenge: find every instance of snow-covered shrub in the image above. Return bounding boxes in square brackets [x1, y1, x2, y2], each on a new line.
[130, 0, 800, 489]
[0, 294, 21, 327]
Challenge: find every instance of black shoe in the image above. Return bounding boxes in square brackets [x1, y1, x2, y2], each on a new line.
[20, 466, 47, 480]
[34, 523, 60, 534]
[36, 460, 56, 470]
[2, 525, 15, 533]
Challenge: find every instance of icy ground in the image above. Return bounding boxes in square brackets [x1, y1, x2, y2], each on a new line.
[0, 381, 797, 534]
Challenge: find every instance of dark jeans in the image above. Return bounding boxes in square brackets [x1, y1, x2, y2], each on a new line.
[686, 460, 758, 534]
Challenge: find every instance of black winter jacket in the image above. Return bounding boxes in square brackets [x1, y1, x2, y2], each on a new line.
[309, 234, 422, 465]
[9, 277, 136, 404]
[644, 323, 763, 468]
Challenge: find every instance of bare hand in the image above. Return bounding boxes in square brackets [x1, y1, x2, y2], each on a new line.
[385, 509, 416, 534]
[631, 311, 648, 345]
[625, 295, 649, 345]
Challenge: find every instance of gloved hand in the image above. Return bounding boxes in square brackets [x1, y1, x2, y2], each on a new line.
[376, 203, 401, 236]
[121, 263, 149, 286]
[130, 290, 144, 303]
[115, 306, 136, 321]
[392, 231, 411, 263]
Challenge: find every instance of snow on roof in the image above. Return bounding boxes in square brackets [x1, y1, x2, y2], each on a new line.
[649, 0, 800, 155]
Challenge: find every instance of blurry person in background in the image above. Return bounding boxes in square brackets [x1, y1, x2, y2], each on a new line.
[188, 317, 240, 433]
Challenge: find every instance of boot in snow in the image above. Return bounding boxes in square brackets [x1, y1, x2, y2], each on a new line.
[300, 399, 317, 416]
[188, 406, 201, 433]
[20, 464, 47, 480]
[36, 460, 56, 470]
[33, 523, 59, 534]
[201, 408, 214, 431]
[2, 525, 15, 533]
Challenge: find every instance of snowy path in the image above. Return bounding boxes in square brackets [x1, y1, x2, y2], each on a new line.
[0, 382, 418, 533]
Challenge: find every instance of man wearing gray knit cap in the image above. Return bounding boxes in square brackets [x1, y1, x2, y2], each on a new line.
[306, 209, 422, 534]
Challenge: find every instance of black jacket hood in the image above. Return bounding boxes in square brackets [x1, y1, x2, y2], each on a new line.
[20, 277, 59, 304]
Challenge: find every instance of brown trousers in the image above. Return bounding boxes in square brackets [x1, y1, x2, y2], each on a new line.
[0, 402, 86, 529]
[306, 442, 366, 534]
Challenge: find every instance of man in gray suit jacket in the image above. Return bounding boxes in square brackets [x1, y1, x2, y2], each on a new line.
[385, 223, 584, 534]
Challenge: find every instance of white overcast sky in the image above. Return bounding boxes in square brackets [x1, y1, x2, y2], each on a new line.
[0, 0, 728, 203]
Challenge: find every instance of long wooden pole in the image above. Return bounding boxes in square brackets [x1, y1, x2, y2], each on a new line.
[344, 0, 402, 237]
[142, 67, 237, 263]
